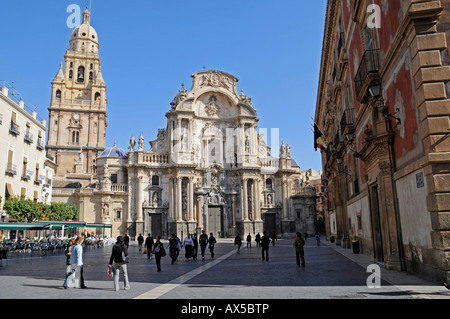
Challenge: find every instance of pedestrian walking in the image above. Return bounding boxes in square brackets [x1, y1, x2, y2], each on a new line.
[183, 234, 193, 260]
[246, 233, 252, 248]
[63, 235, 86, 289]
[271, 231, 277, 246]
[192, 233, 198, 260]
[199, 230, 208, 260]
[153, 236, 165, 272]
[137, 233, 144, 251]
[261, 231, 270, 261]
[124, 233, 130, 249]
[208, 232, 216, 258]
[255, 232, 261, 248]
[315, 231, 320, 246]
[62, 238, 74, 289]
[294, 232, 306, 268]
[144, 233, 154, 259]
[169, 233, 180, 264]
[304, 232, 308, 241]
[109, 236, 130, 291]
[234, 234, 242, 254]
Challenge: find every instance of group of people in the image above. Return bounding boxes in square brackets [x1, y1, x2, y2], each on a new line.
[62, 230, 311, 292]
[234, 231, 275, 261]
[235, 231, 306, 267]
[168, 230, 217, 264]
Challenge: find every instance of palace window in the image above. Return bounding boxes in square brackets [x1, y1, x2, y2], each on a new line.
[72, 131, 79, 144]
[152, 175, 159, 186]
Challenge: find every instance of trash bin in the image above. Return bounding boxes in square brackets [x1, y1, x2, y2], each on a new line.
[352, 240, 360, 254]
[330, 235, 335, 243]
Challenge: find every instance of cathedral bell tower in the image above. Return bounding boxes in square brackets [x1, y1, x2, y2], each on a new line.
[47, 8, 107, 186]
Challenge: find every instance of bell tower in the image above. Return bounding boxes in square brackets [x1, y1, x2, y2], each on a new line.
[47, 8, 107, 185]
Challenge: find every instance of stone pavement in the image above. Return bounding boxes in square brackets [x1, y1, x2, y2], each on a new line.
[0, 236, 449, 301]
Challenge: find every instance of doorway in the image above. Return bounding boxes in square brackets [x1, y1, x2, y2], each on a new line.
[369, 184, 384, 261]
[148, 213, 162, 238]
[263, 213, 276, 236]
[208, 206, 223, 237]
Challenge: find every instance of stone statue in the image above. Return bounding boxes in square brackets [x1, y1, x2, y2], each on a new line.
[138, 133, 144, 151]
[152, 192, 158, 208]
[103, 163, 110, 180]
[245, 135, 250, 154]
[129, 135, 136, 152]
[286, 144, 291, 158]
[280, 141, 286, 158]
[102, 203, 109, 216]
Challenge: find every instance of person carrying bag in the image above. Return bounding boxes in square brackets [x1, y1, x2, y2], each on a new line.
[109, 236, 130, 291]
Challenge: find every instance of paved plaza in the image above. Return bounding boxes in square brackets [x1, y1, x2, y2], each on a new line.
[0, 237, 449, 302]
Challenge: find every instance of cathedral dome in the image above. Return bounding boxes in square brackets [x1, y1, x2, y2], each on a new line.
[70, 8, 98, 44]
[98, 141, 127, 159]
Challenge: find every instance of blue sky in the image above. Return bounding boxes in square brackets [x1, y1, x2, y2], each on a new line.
[0, 0, 326, 172]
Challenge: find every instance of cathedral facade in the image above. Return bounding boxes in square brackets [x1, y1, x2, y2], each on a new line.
[49, 9, 316, 239]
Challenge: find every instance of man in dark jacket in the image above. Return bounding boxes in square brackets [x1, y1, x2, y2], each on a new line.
[145, 234, 154, 259]
[124, 233, 130, 248]
[261, 231, 270, 261]
[199, 230, 208, 260]
[208, 233, 217, 258]
[137, 233, 144, 251]
[234, 234, 242, 254]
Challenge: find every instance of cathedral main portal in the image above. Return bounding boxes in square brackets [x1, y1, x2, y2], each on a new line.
[208, 206, 224, 238]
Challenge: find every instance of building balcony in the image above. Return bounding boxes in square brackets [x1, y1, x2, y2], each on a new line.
[340, 108, 355, 139]
[36, 138, 45, 151]
[354, 49, 381, 102]
[111, 184, 128, 193]
[9, 122, 20, 136]
[24, 131, 34, 144]
[337, 32, 345, 60]
[6, 163, 17, 176]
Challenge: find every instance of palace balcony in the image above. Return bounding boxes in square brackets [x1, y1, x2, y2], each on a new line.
[354, 49, 381, 102]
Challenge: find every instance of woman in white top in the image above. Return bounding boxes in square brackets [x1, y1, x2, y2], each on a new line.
[183, 234, 193, 260]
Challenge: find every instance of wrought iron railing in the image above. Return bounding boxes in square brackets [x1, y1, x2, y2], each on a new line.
[354, 49, 380, 98]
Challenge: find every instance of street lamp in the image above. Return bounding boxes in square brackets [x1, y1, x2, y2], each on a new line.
[368, 82, 401, 126]
[368, 83, 382, 99]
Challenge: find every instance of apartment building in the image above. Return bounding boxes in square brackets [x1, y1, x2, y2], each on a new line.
[0, 81, 48, 214]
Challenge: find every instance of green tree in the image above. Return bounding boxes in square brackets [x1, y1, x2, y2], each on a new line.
[3, 197, 80, 222]
[49, 202, 79, 221]
[4, 197, 40, 222]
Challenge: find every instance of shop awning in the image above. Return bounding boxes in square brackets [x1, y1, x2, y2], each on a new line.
[38, 221, 86, 228]
[0, 223, 45, 230]
[85, 223, 112, 229]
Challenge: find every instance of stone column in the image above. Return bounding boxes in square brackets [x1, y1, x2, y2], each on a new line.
[169, 177, 174, 221]
[254, 178, 261, 221]
[136, 175, 144, 222]
[231, 194, 236, 235]
[177, 119, 182, 151]
[188, 177, 195, 221]
[281, 178, 288, 220]
[176, 176, 183, 222]
[243, 178, 249, 221]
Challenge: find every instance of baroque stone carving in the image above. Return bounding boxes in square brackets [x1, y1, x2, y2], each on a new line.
[205, 96, 219, 117]
[199, 71, 232, 90]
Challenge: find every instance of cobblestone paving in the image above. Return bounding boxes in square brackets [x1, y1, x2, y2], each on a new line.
[0, 237, 449, 301]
